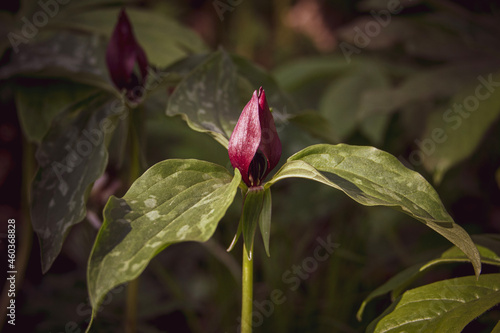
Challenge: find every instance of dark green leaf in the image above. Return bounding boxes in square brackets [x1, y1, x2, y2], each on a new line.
[15, 81, 98, 143]
[87, 160, 241, 321]
[53, 8, 207, 68]
[273, 56, 351, 92]
[0, 32, 111, 89]
[31, 93, 123, 273]
[267, 144, 481, 276]
[319, 65, 389, 141]
[357, 244, 500, 320]
[367, 274, 500, 333]
[358, 61, 499, 118]
[166, 50, 239, 148]
[232, 54, 298, 116]
[289, 111, 339, 143]
[423, 73, 500, 183]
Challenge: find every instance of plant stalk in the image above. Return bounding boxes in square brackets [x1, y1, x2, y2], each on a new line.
[241, 242, 254, 333]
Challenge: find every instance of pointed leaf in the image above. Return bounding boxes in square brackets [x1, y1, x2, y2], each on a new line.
[31, 93, 123, 273]
[258, 188, 272, 257]
[422, 73, 500, 183]
[357, 244, 500, 320]
[267, 144, 481, 276]
[0, 32, 110, 89]
[367, 274, 500, 333]
[231, 54, 298, 117]
[166, 50, 239, 148]
[241, 188, 265, 260]
[15, 81, 98, 143]
[87, 160, 241, 319]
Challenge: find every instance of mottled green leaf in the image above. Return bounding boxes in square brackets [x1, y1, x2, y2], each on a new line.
[367, 274, 500, 333]
[423, 73, 500, 183]
[232, 54, 298, 117]
[166, 50, 239, 148]
[267, 144, 481, 276]
[31, 93, 123, 273]
[54, 8, 207, 68]
[87, 160, 241, 321]
[15, 81, 98, 143]
[357, 244, 500, 320]
[0, 32, 111, 89]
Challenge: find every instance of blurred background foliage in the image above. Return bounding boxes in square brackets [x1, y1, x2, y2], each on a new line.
[0, 0, 499, 332]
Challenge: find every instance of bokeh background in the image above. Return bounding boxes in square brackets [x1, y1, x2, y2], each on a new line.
[1, 0, 500, 332]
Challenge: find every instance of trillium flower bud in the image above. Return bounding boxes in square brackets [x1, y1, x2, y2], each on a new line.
[228, 87, 282, 187]
[106, 9, 149, 102]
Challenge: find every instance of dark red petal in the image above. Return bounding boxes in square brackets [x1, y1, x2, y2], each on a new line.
[256, 87, 282, 180]
[228, 90, 261, 187]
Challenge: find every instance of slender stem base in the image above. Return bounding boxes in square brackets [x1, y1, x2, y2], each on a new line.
[241, 243, 254, 333]
[125, 278, 139, 333]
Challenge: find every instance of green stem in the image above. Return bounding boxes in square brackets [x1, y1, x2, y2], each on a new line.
[125, 107, 143, 333]
[125, 278, 139, 333]
[241, 242, 254, 333]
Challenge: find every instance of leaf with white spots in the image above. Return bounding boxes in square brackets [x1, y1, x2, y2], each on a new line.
[357, 244, 500, 321]
[87, 159, 241, 323]
[31, 92, 123, 273]
[267, 144, 481, 276]
[0, 32, 110, 89]
[166, 50, 239, 148]
[367, 274, 500, 333]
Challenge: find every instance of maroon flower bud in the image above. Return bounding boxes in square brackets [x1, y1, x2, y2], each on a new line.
[106, 9, 148, 102]
[228, 87, 282, 187]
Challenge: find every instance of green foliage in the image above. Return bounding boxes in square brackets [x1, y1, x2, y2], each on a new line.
[31, 93, 122, 272]
[87, 160, 241, 321]
[166, 50, 238, 147]
[16, 81, 98, 143]
[358, 244, 500, 320]
[0, 32, 111, 89]
[423, 73, 500, 182]
[367, 274, 500, 333]
[52, 8, 207, 68]
[268, 144, 481, 277]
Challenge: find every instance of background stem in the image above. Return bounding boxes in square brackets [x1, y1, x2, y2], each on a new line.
[241, 242, 254, 333]
[125, 107, 143, 333]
